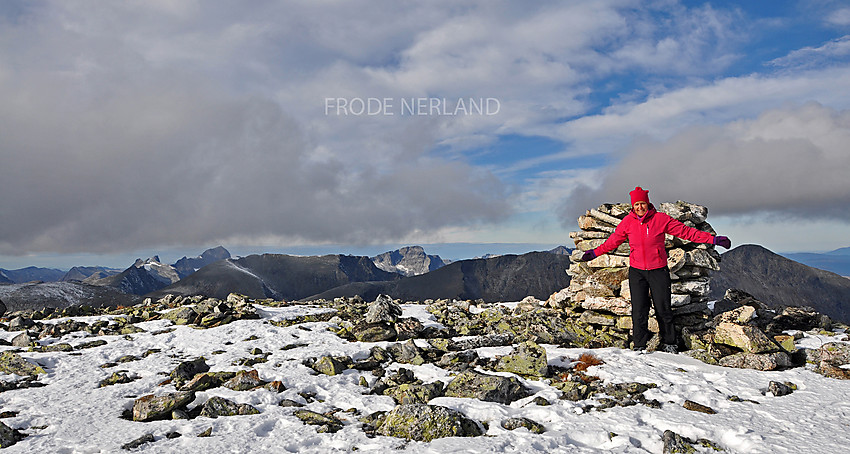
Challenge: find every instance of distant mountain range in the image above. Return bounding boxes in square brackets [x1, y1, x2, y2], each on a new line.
[711, 244, 850, 323]
[781, 247, 850, 277]
[148, 253, 400, 300]
[308, 251, 572, 302]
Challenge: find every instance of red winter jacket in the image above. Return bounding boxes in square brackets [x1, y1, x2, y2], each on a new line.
[592, 205, 715, 270]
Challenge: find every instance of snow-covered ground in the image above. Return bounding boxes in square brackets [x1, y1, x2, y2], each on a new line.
[1, 303, 849, 453]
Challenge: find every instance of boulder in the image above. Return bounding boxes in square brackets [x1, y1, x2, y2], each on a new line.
[386, 340, 427, 366]
[353, 322, 397, 342]
[501, 417, 546, 434]
[493, 341, 549, 377]
[715, 306, 757, 325]
[169, 357, 209, 388]
[365, 295, 402, 324]
[294, 410, 343, 433]
[713, 323, 779, 353]
[444, 370, 530, 404]
[394, 317, 424, 341]
[200, 396, 260, 418]
[0, 421, 25, 448]
[376, 404, 483, 442]
[223, 369, 265, 391]
[384, 382, 444, 405]
[0, 351, 46, 376]
[310, 356, 352, 376]
[133, 391, 196, 421]
[163, 307, 198, 325]
[718, 352, 792, 371]
[659, 201, 708, 224]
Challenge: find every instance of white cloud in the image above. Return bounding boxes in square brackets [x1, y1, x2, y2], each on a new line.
[769, 35, 850, 68]
[559, 102, 850, 223]
[827, 7, 850, 26]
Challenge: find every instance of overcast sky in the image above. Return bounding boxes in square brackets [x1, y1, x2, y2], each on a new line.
[2, 0, 850, 269]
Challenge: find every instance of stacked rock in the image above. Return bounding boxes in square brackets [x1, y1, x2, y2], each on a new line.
[563, 201, 722, 346]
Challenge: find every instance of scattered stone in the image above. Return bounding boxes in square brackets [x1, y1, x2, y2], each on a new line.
[99, 372, 137, 388]
[196, 427, 212, 437]
[767, 381, 795, 397]
[683, 400, 716, 414]
[121, 433, 154, 450]
[662, 429, 695, 454]
[75, 339, 108, 349]
[165, 431, 181, 439]
[223, 369, 265, 391]
[376, 404, 483, 441]
[293, 409, 343, 433]
[444, 370, 530, 404]
[199, 396, 260, 418]
[310, 355, 352, 376]
[278, 399, 304, 408]
[500, 417, 546, 434]
[384, 382, 444, 405]
[493, 341, 549, 377]
[169, 357, 209, 388]
[133, 391, 196, 422]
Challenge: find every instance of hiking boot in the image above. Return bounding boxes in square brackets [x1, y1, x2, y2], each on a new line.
[660, 343, 678, 354]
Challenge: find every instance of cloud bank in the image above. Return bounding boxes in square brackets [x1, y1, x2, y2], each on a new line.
[559, 102, 850, 223]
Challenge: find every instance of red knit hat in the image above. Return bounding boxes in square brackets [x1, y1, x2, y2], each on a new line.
[630, 186, 649, 206]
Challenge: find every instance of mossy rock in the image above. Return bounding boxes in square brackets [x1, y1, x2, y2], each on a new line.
[376, 404, 483, 441]
[199, 396, 259, 418]
[294, 410, 343, 433]
[493, 341, 549, 377]
[444, 370, 530, 404]
[501, 417, 546, 434]
[383, 382, 444, 405]
[0, 352, 46, 376]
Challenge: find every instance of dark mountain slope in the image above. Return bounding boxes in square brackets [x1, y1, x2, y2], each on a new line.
[711, 244, 850, 323]
[150, 253, 400, 300]
[308, 251, 572, 302]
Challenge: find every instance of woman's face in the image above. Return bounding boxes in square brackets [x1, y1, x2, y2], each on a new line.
[633, 201, 648, 217]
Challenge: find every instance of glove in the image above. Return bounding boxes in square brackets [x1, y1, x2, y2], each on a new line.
[714, 236, 731, 249]
[579, 250, 596, 262]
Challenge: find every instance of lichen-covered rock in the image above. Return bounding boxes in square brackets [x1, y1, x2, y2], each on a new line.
[99, 372, 137, 388]
[353, 322, 397, 342]
[223, 369, 265, 391]
[293, 409, 343, 433]
[662, 429, 696, 454]
[713, 323, 778, 353]
[501, 417, 546, 434]
[394, 317, 424, 341]
[199, 396, 260, 418]
[0, 351, 46, 376]
[163, 306, 198, 325]
[493, 341, 549, 377]
[383, 382, 444, 405]
[718, 352, 791, 371]
[376, 404, 482, 441]
[581, 297, 632, 315]
[444, 370, 530, 404]
[169, 357, 209, 388]
[133, 391, 196, 421]
[310, 355, 353, 376]
[683, 400, 716, 414]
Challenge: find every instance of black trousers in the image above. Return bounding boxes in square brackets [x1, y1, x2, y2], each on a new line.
[629, 266, 676, 347]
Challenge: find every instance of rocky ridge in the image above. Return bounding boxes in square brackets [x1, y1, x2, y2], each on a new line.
[0, 284, 848, 450]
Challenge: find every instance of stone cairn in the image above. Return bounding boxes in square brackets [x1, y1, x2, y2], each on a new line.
[560, 201, 721, 349]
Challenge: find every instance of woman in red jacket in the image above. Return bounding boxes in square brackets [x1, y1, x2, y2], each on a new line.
[579, 187, 732, 353]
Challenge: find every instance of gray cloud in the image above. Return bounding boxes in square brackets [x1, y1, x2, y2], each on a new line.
[559, 102, 850, 224]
